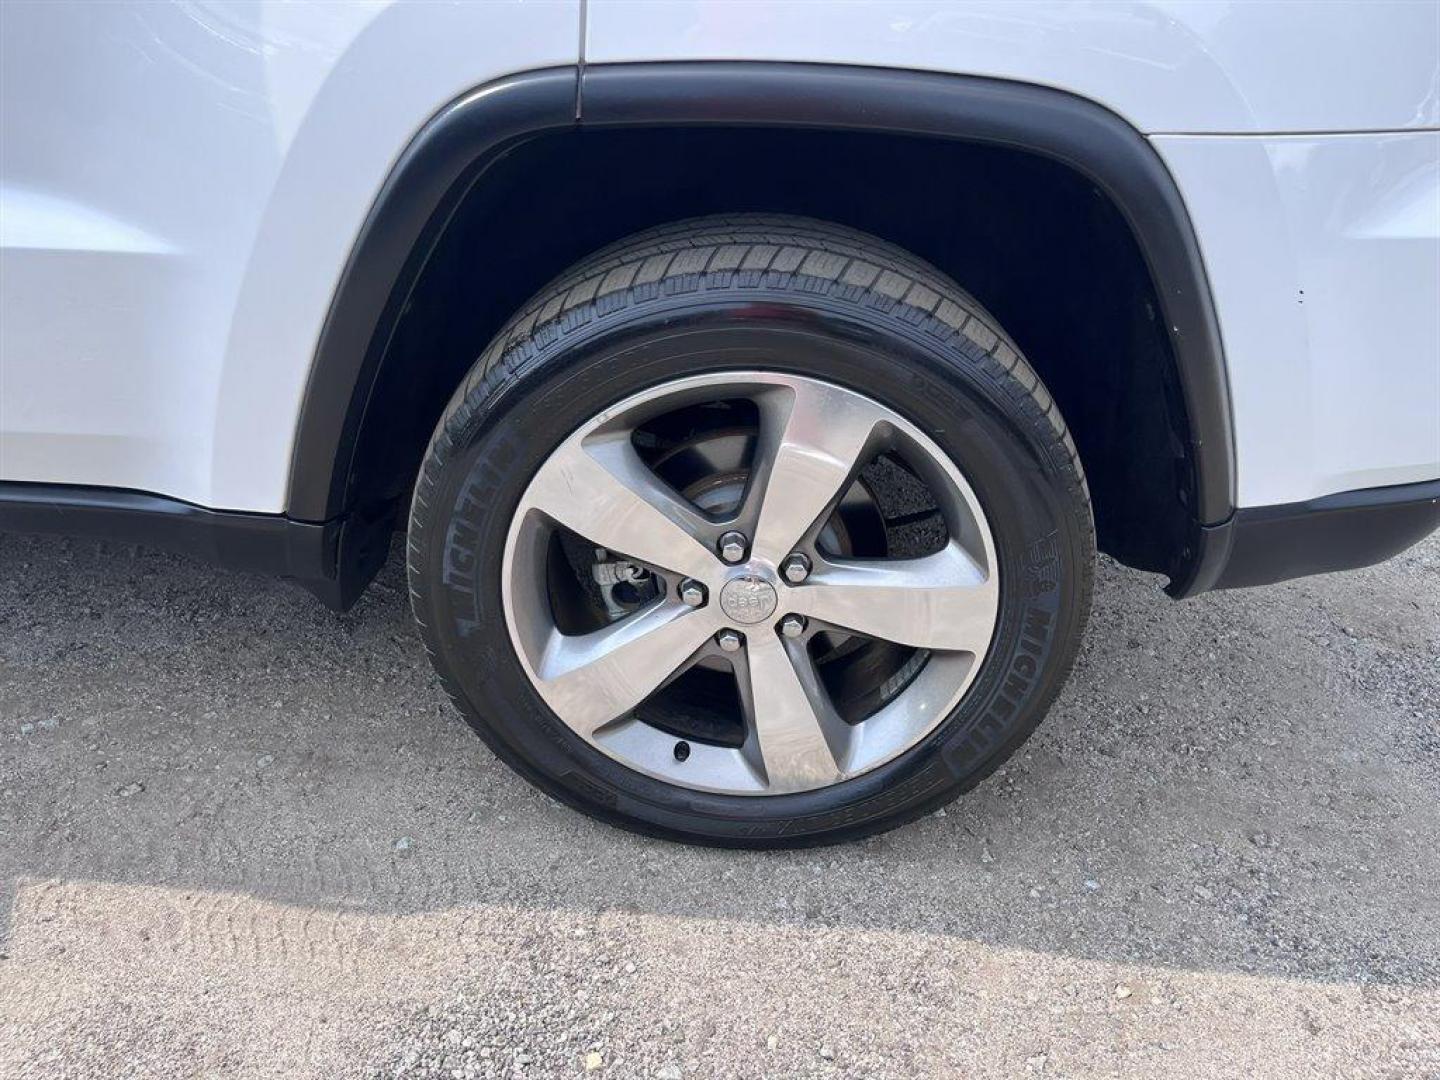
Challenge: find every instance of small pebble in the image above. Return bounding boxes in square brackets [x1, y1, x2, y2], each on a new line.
[1115, 984, 1133, 1000]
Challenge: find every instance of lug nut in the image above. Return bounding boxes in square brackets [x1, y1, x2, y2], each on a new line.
[779, 614, 807, 639]
[716, 628, 743, 653]
[781, 552, 812, 584]
[679, 579, 707, 607]
[718, 530, 748, 564]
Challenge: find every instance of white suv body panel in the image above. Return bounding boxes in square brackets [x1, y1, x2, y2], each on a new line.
[0, 0, 580, 511]
[0, 0, 1437, 515]
[1155, 131, 1440, 505]
[585, 1, 1440, 135]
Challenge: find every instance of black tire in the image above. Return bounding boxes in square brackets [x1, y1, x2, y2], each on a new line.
[408, 214, 1094, 847]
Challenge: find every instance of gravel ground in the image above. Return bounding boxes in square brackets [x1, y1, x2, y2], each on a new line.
[1, 531, 1437, 1079]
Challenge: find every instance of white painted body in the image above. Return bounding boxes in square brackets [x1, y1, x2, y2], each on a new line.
[1, 0, 1436, 513]
[1154, 131, 1440, 504]
[0, 0, 580, 510]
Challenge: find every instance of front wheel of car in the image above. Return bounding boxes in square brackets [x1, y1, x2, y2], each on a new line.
[408, 215, 1094, 846]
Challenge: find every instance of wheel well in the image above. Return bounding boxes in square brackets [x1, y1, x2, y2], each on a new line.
[347, 124, 1200, 584]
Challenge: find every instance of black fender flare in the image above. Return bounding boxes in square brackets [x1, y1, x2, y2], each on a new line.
[288, 62, 1237, 592]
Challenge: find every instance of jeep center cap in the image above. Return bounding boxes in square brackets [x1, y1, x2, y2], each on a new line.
[719, 574, 779, 625]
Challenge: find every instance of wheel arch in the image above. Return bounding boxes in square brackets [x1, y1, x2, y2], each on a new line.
[288, 62, 1236, 598]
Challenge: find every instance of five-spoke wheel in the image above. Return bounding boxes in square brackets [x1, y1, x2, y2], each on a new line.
[502, 372, 1000, 795]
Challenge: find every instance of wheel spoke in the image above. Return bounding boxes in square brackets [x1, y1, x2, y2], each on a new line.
[748, 382, 884, 564]
[535, 601, 717, 736]
[524, 434, 716, 581]
[742, 632, 848, 791]
[789, 541, 997, 652]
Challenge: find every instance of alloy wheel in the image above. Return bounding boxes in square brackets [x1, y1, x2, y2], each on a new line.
[501, 371, 1000, 795]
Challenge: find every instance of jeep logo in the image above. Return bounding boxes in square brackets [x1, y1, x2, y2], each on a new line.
[719, 575, 779, 625]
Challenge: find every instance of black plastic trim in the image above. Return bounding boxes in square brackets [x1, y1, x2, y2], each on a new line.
[0, 484, 388, 611]
[9, 478, 1432, 609]
[288, 61, 1236, 545]
[1171, 479, 1440, 596]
